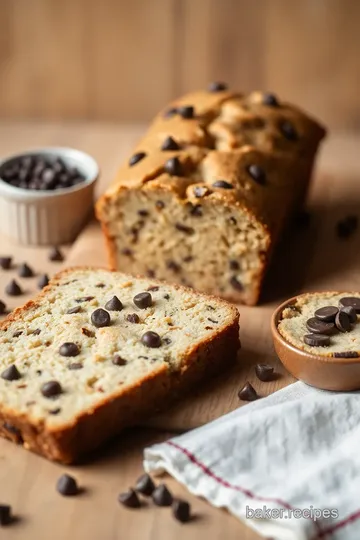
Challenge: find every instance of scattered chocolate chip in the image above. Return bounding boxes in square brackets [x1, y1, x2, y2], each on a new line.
[1, 365, 21, 381]
[262, 92, 279, 107]
[67, 306, 82, 314]
[163, 107, 177, 118]
[335, 311, 351, 332]
[147, 286, 159, 292]
[163, 337, 172, 344]
[178, 105, 194, 119]
[68, 362, 83, 370]
[172, 499, 191, 523]
[166, 260, 181, 273]
[56, 474, 79, 496]
[38, 274, 49, 289]
[189, 203, 202, 217]
[193, 186, 210, 198]
[141, 331, 161, 348]
[255, 363, 274, 382]
[81, 327, 95, 338]
[126, 313, 140, 323]
[247, 164, 266, 185]
[183, 255, 193, 263]
[229, 216, 237, 225]
[340, 305, 357, 323]
[161, 136, 180, 151]
[0, 257, 12, 270]
[146, 269, 156, 278]
[238, 382, 258, 401]
[105, 296, 123, 311]
[229, 260, 239, 270]
[306, 317, 334, 334]
[18, 262, 34, 278]
[0, 300, 6, 315]
[75, 296, 94, 303]
[175, 223, 194, 235]
[208, 81, 228, 92]
[49, 408, 61, 415]
[155, 200, 165, 210]
[280, 120, 298, 141]
[12, 331, 22, 338]
[129, 152, 146, 167]
[339, 297, 360, 313]
[212, 180, 233, 189]
[5, 279, 22, 296]
[91, 308, 111, 328]
[304, 333, 330, 347]
[133, 292, 152, 309]
[41, 380, 62, 398]
[230, 276, 243, 291]
[314, 306, 338, 322]
[152, 484, 173, 506]
[118, 489, 141, 508]
[336, 215, 358, 239]
[59, 342, 80, 357]
[112, 354, 127, 366]
[135, 473, 155, 496]
[49, 246, 64, 262]
[121, 248, 133, 256]
[333, 351, 359, 358]
[31, 329, 41, 335]
[164, 294, 170, 300]
[0, 504, 12, 526]
[165, 157, 183, 176]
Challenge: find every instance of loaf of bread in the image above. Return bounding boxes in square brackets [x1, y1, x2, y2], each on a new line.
[96, 84, 326, 305]
[0, 268, 239, 463]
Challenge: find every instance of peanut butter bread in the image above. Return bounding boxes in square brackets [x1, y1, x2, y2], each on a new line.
[0, 268, 239, 463]
[278, 292, 360, 357]
[96, 85, 326, 305]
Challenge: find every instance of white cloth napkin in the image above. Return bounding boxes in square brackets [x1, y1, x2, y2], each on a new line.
[144, 382, 360, 540]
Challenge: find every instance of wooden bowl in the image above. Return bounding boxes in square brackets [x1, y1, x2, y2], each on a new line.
[271, 295, 360, 391]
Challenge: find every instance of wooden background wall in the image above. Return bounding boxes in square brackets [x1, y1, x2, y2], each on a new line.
[0, 0, 360, 130]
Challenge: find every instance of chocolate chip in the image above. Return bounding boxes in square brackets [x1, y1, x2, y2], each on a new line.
[178, 105, 194, 119]
[1, 365, 21, 381]
[193, 186, 210, 198]
[41, 380, 62, 398]
[155, 200, 165, 210]
[75, 296, 94, 303]
[18, 262, 33, 278]
[208, 81, 228, 92]
[189, 203, 202, 217]
[31, 328, 41, 335]
[229, 217, 237, 225]
[335, 311, 351, 332]
[112, 354, 127, 366]
[38, 274, 49, 289]
[5, 279, 22, 296]
[121, 248, 133, 256]
[49, 408, 61, 415]
[164, 294, 170, 300]
[68, 362, 83, 370]
[303, 333, 330, 347]
[183, 255, 193, 263]
[95, 283, 105, 288]
[238, 382, 258, 401]
[333, 351, 359, 358]
[59, 342, 80, 357]
[163, 337, 172, 344]
[175, 223, 194, 235]
[339, 297, 360, 313]
[161, 136, 180, 151]
[164, 107, 177, 118]
[306, 317, 334, 334]
[12, 331, 22, 338]
[126, 313, 140, 323]
[146, 269, 156, 278]
[262, 92, 279, 107]
[129, 152, 146, 167]
[172, 499, 191, 523]
[336, 215, 358, 239]
[49, 247, 64, 262]
[165, 157, 183, 176]
[66, 306, 82, 314]
[118, 489, 141, 508]
[166, 260, 181, 273]
[133, 292, 152, 309]
[255, 363, 274, 382]
[147, 286, 159, 292]
[314, 306, 338, 322]
[135, 473, 155, 496]
[247, 164, 266, 185]
[141, 331, 161, 348]
[340, 305, 357, 323]
[212, 180, 233, 189]
[229, 260, 239, 270]
[230, 276, 243, 291]
[56, 474, 79, 496]
[0, 504, 12, 526]
[81, 327, 95, 338]
[152, 484, 173, 506]
[0, 257, 12, 270]
[0, 300, 6, 315]
[91, 308, 111, 328]
[105, 296, 123, 311]
[280, 120, 298, 141]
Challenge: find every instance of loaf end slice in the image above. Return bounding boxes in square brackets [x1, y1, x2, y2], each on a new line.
[0, 268, 239, 463]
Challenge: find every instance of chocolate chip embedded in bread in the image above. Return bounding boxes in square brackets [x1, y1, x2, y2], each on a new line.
[166, 260, 181, 273]
[262, 92, 279, 107]
[238, 382, 258, 401]
[49, 247, 64, 262]
[112, 354, 127, 366]
[133, 292, 152, 309]
[105, 296, 123, 311]
[129, 152, 146, 167]
[118, 488, 141, 508]
[314, 306, 338, 322]
[141, 331, 162, 348]
[175, 223, 195, 235]
[189, 203, 202, 217]
[0, 504, 12, 526]
[18, 262, 34, 278]
[333, 351, 359, 358]
[230, 276, 243, 291]
[335, 311, 351, 333]
[0, 300, 6, 315]
[155, 200, 165, 210]
[0, 257, 12, 270]
[303, 333, 330, 347]
[177, 105, 194, 119]
[247, 164, 266, 185]
[339, 297, 360, 313]
[81, 327, 95, 338]
[152, 484, 173, 506]
[38, 274, 49, 290]
[67, 306, 82, 314]
[255, 363, 274, 382]
[280, 120, 298, 141]
[135, 473, 155, 496]
[212, 180, 233, 189]
[41, 380, 62, 398]
[340, 305, 357, 323]
[68, 362, 83, 370]
[164, 157, 183, 176]
[56, 474, 79, 496]
[229, 260, 240, 270]
[59, 342, 80, 357]
[126, 313, 140, 323]
[306, 317, 334, 334]
[75, 296, 94, 303]
[5, 279, 22, 296]
[91, 308, 111, 328]
[1, 365, 21, 381]
[161, 136, 180, 151]
[208, 81, 228, 92]
[172, 499, 191, 523]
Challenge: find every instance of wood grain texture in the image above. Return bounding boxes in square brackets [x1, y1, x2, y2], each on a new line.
[1, 0, 360, 128]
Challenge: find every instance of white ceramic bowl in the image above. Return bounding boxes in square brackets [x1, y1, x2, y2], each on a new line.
[0, 147, 99, 245]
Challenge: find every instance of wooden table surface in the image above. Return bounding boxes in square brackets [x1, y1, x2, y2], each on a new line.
[0, 122, 360, 540]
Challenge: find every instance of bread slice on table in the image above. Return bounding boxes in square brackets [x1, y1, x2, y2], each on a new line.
[0, 268, 239, 463]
